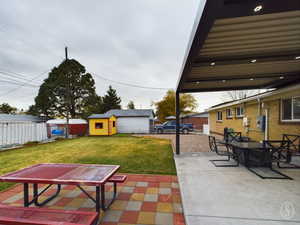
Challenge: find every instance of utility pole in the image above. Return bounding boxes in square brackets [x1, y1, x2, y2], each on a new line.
[65, 46, 68, 60]
[65, 46, 70, 139]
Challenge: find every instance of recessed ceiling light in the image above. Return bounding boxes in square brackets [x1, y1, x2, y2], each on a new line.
[250, 78, 254, 81]
[222, 80, 226, 83]
[295, 56, 300, 60]
[254, 5, 263, 12]
[251, 59, 257, 63]
[210, 62, 215, 66]
[279, 76, 284, 79]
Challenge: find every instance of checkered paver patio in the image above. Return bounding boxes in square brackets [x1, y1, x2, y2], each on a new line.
[0, 174, 185, 225]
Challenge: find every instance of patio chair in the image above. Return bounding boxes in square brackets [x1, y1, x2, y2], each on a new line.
[227, 132, 252, 143]
[252, 140, 293, 179]
[225, 131, 242, 142]
[208, 136, 239, 167]
[277, 134, 300, 169]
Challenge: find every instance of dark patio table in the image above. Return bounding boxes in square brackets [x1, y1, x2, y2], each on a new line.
[0, 163, 120, 212]
[230, 141, 264, 149]
[221, 141, 291, 179]
[229, 141, 266, 167]
[218, 140, 266, 166]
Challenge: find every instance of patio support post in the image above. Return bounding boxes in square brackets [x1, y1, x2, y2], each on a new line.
[176, 91, 180, 155]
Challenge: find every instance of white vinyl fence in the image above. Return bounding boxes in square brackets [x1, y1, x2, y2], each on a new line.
[0, 122, 48, 147]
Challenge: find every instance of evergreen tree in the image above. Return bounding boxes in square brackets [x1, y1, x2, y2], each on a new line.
[31, 59, 101, 118]
[26, 105, 40, 116]
[127, 100, 135, 109]
[81, 95, 104, 119]
[102, 86, 121, 112]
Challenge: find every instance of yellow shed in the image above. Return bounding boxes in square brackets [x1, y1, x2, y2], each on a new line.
[88, 114, 117, 136]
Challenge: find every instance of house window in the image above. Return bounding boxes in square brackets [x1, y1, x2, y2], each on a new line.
[217, 111, 223, 121]
[226, 109, 233, 118]
[281, 97, 300, 121]
[95, 122, 103, 129]
[236, 106, 244, 117]
[113, 121, 116, 127]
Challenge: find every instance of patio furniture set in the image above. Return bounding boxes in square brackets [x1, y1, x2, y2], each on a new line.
[209, 130, 300, 180]
[0, 163, 127, 225]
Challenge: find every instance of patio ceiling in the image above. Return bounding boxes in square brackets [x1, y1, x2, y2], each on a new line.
[176, 0, 300, 93]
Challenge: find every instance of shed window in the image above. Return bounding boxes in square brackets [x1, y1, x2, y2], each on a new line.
[281, 97, 300, 121]
[217, 111, 222, 121]
[236, 106, 244, 117]
[113, 121, 116, 127]
[95, 122, 103, 129]
[226, 109, 233, 118]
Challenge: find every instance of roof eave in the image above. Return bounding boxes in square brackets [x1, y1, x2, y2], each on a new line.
[208, 83, 300, 111]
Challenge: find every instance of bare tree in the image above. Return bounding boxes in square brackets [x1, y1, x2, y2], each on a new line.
[222, 90, 261, 101]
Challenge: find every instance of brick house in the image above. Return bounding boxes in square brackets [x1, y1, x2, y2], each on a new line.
[208, 84, 300, 141]
[181, 112, 208, 131]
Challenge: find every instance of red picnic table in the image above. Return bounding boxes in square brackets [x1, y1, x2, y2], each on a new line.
[0, 163, 120, 213]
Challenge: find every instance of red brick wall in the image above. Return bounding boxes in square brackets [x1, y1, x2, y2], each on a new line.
[181, 117, 208, 131]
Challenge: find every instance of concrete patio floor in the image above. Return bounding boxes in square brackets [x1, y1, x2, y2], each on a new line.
[175, 152, 300, 225]
[0, 174, 185, 225]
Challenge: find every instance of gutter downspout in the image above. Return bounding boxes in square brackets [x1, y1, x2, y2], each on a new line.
[264, 109, 269, 140]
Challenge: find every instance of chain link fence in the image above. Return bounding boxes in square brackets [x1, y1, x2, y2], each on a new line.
[0, 122, 48, 149]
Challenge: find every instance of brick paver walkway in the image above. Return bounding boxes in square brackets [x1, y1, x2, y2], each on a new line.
[0, 174, 185, 225]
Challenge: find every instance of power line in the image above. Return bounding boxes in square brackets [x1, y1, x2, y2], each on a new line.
[0, 79, 38, 87]
[0, 62, 170, 101]
[64, 59, 171, 91]
[0, 70, 49, 98]
[93, 73, 171, 91]
[0, 69, 44, 84]
[0, 72, 41, 86]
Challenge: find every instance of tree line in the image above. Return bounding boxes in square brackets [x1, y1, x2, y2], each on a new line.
[0, 103, 17, 114]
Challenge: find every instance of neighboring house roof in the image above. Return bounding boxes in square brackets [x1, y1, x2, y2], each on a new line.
[88, 114, 114, 119]
[106, 109, 154, 118]
[46, 119, 87, 124]
[208, 83, 300, 111]
[0, 114, 44, 122]
[181, 112, 209, 118]
[165, 112, 209, 120]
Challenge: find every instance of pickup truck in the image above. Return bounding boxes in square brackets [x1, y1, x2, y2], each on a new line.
[154, 120, 194, 134]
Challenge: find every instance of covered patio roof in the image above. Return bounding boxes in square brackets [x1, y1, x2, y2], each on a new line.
[176, 0, 300, 93]
[175, 0, 300, 155]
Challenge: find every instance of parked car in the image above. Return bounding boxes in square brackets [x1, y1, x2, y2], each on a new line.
[154, 120, 193, 134]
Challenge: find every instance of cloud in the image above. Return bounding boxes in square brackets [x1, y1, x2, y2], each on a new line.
[0, 0, 223, 112]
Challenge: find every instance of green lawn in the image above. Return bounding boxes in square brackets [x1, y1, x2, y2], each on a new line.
[0, 135, 176, 191]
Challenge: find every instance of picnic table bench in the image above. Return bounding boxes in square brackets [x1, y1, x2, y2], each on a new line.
[0, 205, 98, 225]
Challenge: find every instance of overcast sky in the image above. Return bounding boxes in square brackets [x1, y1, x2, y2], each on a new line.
[0, 0, 226, 112]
